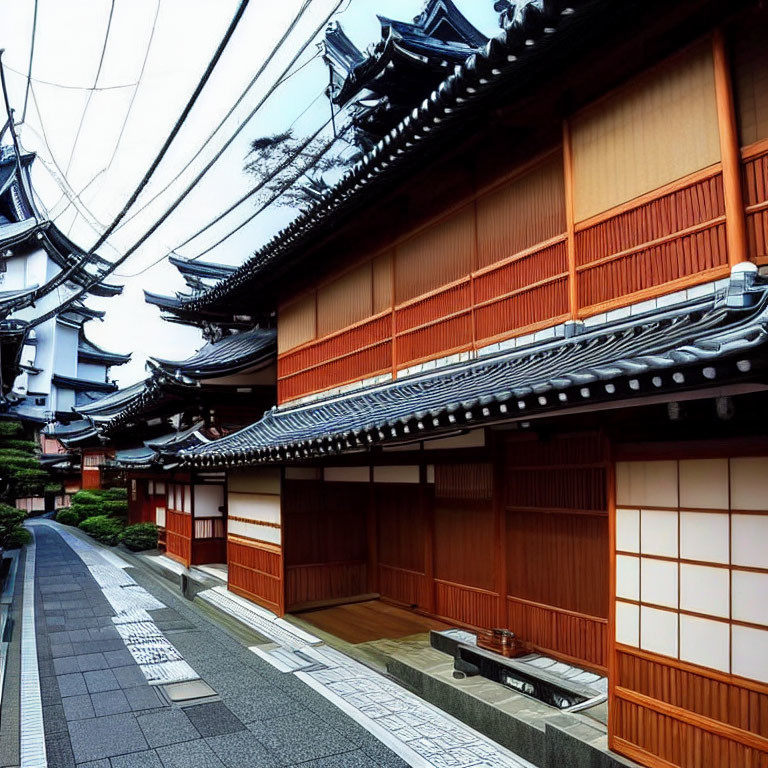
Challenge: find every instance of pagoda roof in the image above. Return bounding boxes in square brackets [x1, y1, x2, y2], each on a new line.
[182, 279, 768, 467]
[76, 379, 149, 420]
[0, 218, 39, 248]
[179, 0, 607, 316]
[150, 327, 275, 379]
[112, 446, 157, 467]
[78, 331, 131, 366]
[52, 374, 118, 394]
[168, 254, 236, 292]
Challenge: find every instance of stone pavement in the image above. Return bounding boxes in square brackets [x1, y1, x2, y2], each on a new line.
[10, 524, 411, 767]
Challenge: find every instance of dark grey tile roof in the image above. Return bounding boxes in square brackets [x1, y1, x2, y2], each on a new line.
[182, 283, 768, 467]
[78, 333, 131, 365]
[150, 327, 275, 378]
[77, 380, 150, 419]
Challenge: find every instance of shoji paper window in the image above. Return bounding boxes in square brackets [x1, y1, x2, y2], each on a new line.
[278, 293, 316, 353]
[615, 457, 768, 683]
[571, 43, 721, 222]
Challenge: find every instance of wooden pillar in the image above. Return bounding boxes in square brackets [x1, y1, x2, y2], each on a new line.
[713, 29, 748, 268]
[605, 435, 618, 752]
[367, 469, 379, 594]
[562, 120, 578, 318]
[422, 463, 436, 614]
[493, 433, 508, 627]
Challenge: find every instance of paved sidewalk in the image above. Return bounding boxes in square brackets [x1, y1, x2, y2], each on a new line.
[20, 524, 410, 767]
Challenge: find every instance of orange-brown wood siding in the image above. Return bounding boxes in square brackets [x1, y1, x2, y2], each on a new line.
[228, 538, 283, 615]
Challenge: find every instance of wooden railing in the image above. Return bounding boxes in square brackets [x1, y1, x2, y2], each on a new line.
[227, 536, 283, 614]
[743, 139, 768, 265]
[165, 509, 191, 566]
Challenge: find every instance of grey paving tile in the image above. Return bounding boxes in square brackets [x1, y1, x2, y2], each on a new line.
[68, 713, 148, 762]
[90, 626, 120, 640]
[124, 686, 166, 712]
[155, 740, 225, 768]
[68, 629, 93, 643]
[51, 642, 75, 658]
[43, 704, 68, 734]
[58, 672, 88, 697]
[45, 731, 76, 768]
[77, 760, 110, 768]
[247, 712, 356, 765]
[223, 684, 304, 724]
[109, 750, 164, 768]
[205, 732, 280, 768]
[103, 649, 135, 667]
[54, 656, 81, 675]
[84, 669, 121, 693]
[113, 665, 147, 689]
[91, 689, 131, 716]
[184, 702, 244, 738]
[77, 653, 110, 672]
[297, 751, 384, 767]
[137, 709, 199, 748]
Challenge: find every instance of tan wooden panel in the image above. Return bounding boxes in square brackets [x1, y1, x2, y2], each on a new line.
[395, 205, 474, 304]
[732, 13, 768, 147]
[571, 43, 721, 222]
[372, 250, 393, 312]
[476, 152, 566, 269]
[278, 293, 316, 353]
[317, 262, 373, 337]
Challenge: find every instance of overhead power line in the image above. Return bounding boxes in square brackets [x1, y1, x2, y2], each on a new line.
[5, 64, 138, 92]
[64, 0, 117, 177]
[20, 0, 39, 123]
[110, 0, 316, 235]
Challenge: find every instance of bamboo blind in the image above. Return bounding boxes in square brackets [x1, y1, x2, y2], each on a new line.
[571, 43, 721, 222]
[731, 14, 768, 147]
[395, 205, 475, 303]
[372, 250, 393, 313]
[278, 293, 316, 353]
[476, 152, 566, 268]
[317, 262, 373, 337]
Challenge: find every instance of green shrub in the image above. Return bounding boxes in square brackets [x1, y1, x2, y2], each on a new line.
[0, 422, 23, 439]
[104, 487, 127, 500]
[119, 523, 158, 552]
[103, 499, 128, 517]
[0, 456, 40, 470]
[5, 528, 31, 548]
[56, 509, 81, 527]
[78, 515, 125, 546]
[68, 503, 102, 522]
[0, 503, 27, 548]
[3, 439, 39, 452]
[71, 490, 104, 505]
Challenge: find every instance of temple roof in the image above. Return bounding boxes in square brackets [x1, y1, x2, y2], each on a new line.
[181, 279, 768, 467]
[52, 374, 118, 394]
[150, 327, 275, 379]
[78, 331, 131, 366]
[179, 0, 603, 316]
[76, 379, 149, 421]
[168, 254, 236, 292]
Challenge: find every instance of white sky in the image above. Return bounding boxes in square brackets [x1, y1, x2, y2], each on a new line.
[0, 0, 499, 385]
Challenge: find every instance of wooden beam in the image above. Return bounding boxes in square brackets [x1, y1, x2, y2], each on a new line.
[562, 120, 578, 318]
[712, 29, 748, 268]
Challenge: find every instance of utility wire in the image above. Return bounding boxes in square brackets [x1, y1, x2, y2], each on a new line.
[116, 111, 339, 278]
[5, 65, 137, 92]
[20, 0, 39, 123]
[109, 0, 317, 235]
[24, 0, 252, 329]
[64, 0, 117, 177]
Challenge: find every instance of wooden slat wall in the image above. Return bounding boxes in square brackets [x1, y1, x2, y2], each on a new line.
[503, 432, 609, 669]
[283, 480, 369, 610]
[571, 43, 721, 223]
[273, 37, 768, 403]
[226, 469, 284, 614]
[732, 12, 768, 149]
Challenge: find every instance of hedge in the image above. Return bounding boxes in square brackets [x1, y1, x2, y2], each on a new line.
[119, 523, 158, 552]
[78, 515, 125, 546]
[56, 509, 81, 527]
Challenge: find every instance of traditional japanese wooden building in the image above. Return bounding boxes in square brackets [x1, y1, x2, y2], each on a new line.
[147, 0, 768, 765]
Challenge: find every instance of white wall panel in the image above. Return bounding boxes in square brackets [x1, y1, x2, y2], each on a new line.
[616, 508, 640, 553]
[679, 459, 729, 510]
[641, 606, 678, 658]
[373, 465, 420, 484]
[616, 555, 640, 601]
[641, 558, 678, 608]
[284, 467, 321, 481]
[730, 457, 768, 511]
[680, 512, 729, 564]
[732, 625, 768, 684]
[324, 466, 370, 483]
[229, 468, 281, 494]
[732, 571, 768, 626]
[616, 601, 639, 647]
[228, 493, 281, 525]
[640, 509, 678, 558]
[732, 514, 768, 569]
[680, 564, 729, 619]
[194, 485, 224, 518]
[228, 519, 281, 545]
[616, 461, 678, 508]
[423, 430, 485, 450]
[679, 614, 730, 673]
